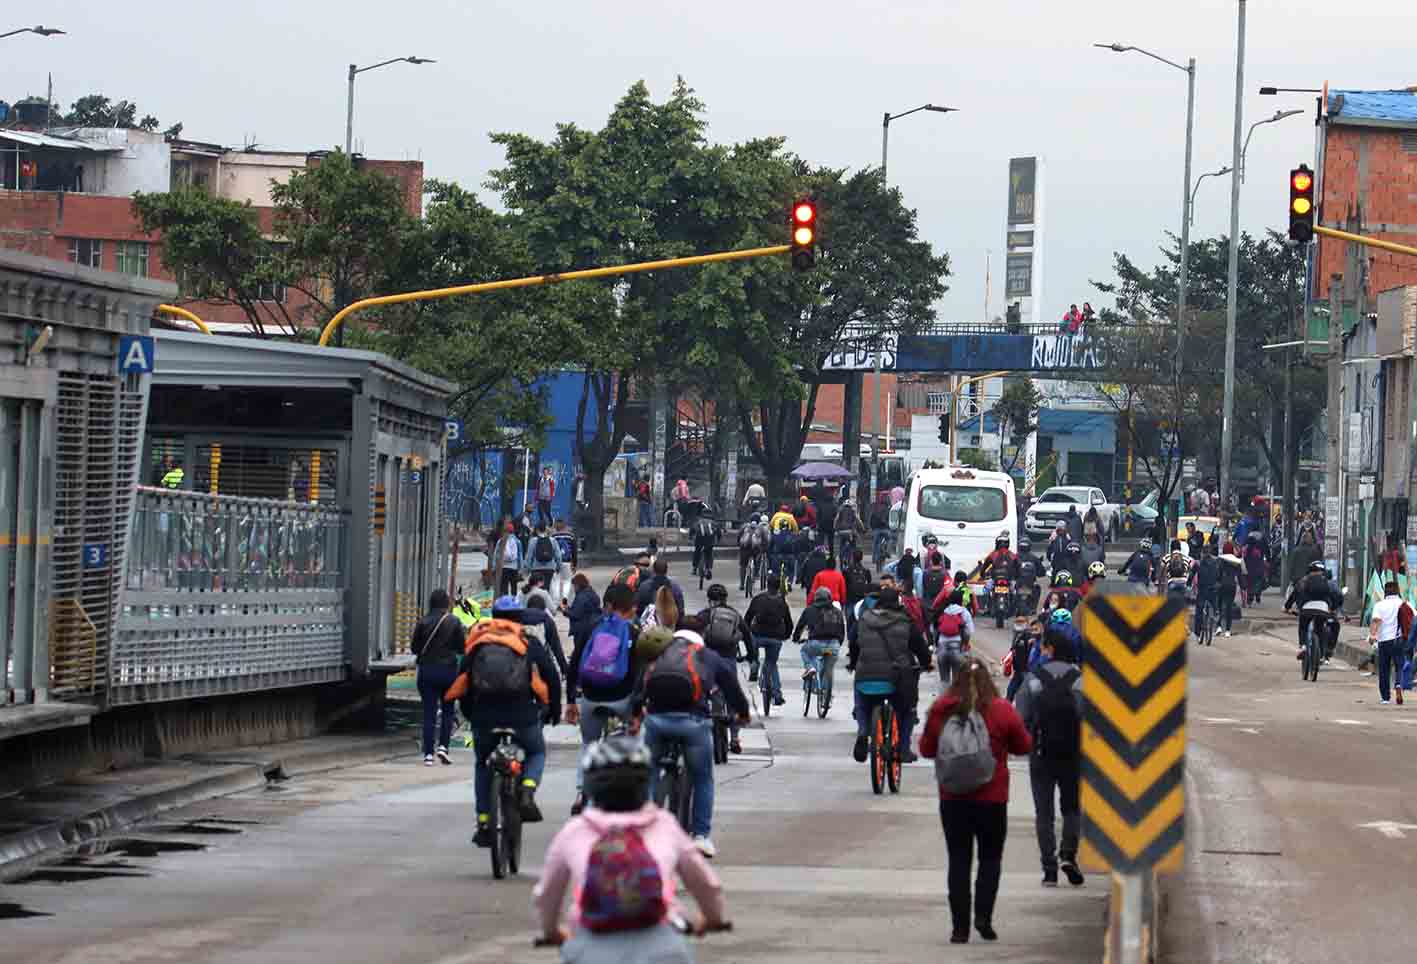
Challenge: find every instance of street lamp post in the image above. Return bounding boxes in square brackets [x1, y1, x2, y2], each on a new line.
[1095, 43, 1195, 378]
[1190, 166, 1232, 224]
[1220, 0, 1247, 516]
[1240, 109, 1303, 182]
[0, 25, 64, 39]
[875, 103, 955, 497]
[345, 56, 435, 156]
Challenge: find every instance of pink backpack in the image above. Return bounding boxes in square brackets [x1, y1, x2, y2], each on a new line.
[578, 825, 667, 933]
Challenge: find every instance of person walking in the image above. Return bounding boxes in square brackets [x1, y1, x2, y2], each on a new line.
[1216, 547, 1242, 638]
[551, 520, 578, 606]
[1369, 581, 1406, 705]
[492, 520, 523, 598]
[919, 658, 1032, 944]
[745, 575, 793, 707]
[1014, 628, 1085, 888]
[410, 589, 466, 766]
[524, 523, 564, 594]
[536, 466, 557, 527]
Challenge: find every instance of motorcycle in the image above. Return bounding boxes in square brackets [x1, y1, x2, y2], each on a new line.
[992, 577, 1013, 629]
[1012, 581, 1039, 622]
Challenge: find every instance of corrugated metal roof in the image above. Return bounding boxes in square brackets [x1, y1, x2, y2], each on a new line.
[1329, 89, 1417, 128]
[0, 129, 124, 151]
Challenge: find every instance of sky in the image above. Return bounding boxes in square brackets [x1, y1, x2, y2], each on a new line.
[7, 0, 1416, 322]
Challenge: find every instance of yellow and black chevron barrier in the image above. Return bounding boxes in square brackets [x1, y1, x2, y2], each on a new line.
[1075, 591, 1186, 875]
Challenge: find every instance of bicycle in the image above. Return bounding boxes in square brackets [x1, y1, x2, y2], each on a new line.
[802, 644, 837, 719]
[868, 700, 902, 796]
[1302, 617, 1324, 682]
[710, 690, 730, 765]
[695, 546, 714, 591]
[1196, 596, 1216, 646]
[663, 506, 683, 529]
[651, 735, 694, 833]
[741, 551, 764, 599]
[485, 728, 526, 879]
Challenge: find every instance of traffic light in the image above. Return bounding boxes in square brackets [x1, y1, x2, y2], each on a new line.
[937, 413, 950, 444]
[790, 199, 816, 271]
[1289, 164, 1315, 243]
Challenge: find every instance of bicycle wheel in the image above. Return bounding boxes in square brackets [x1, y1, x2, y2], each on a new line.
[713, 719, 728, 765]
[488, 771, 507, 880]
[761, 677, 773, 718]
[886, 705, 902, 794]
[1308, 631, 1322, 682]
[653, 763, 674, 810]
[869, 704, 885, 795]
[802, 671, 814, 717]
[674, 765, 693, 832]
[504, 779, 522, 876]
[818, 657, 833, 719]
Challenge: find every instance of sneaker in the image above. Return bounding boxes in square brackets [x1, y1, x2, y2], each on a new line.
[569, 793, 586, 817]
[472, 825, 493, 848]
[729, 738, 742, 755]
[1042, 869, 1059, 887]
[435, 746, 451, 765]
[950, 930, 970, 944]
[692, 835, 717, 859]
[900, 749, 920, 764]
[518, 784, 544, 823]
[1380, 699, 1392, 705]
[975, 920, 998, 942]
[1062, 861, 1085, 886]
[802, 667, 817, 681]
[773, 695, 786, 707]
[748, 664, 760, 683]
[853, 734, 869, 763]
[424, 754, 435, 767]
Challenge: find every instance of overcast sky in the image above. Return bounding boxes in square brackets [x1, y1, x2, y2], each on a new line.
[9, 1, 1415, 321]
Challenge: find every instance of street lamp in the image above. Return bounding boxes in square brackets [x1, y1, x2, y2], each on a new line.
[876, 102, 956, 494]
[1240, 109, 1303, 182]
[1219, 0, 1247, 516]
[1095, 42, 1196, 378]
[1190, 166, 1232, 224]
[1, 25, 64, 39]
[345, 56, 435, 156]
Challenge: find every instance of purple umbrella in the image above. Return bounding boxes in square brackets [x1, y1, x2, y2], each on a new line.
[790, 461, 856, 481]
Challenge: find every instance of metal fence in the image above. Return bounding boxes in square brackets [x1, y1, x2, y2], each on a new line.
[111, 487, 348, 704]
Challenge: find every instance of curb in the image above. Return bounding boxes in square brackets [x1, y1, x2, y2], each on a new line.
[0, 731, 419, 883]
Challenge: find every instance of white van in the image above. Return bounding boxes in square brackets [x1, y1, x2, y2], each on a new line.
[900, 467, 1017, 579]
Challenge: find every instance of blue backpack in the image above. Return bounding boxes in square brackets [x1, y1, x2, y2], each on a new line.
[580, 614, 632, 689]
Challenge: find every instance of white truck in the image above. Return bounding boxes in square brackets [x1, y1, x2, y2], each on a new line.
[1022, 485, 1120, 542]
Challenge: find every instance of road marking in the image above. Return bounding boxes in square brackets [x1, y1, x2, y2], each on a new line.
[1237, 728, 1261, 735]
[1359, 821, 1417, 839]
[1333, 719, 1369, 726]
[1200, 717, 1240, 724]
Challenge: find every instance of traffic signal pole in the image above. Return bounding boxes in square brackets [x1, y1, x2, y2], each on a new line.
[316, 243, 792, 347]
[949, 370, 1010, 465]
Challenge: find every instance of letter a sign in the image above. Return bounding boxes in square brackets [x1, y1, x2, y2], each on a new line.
[118, 335, 156, 374]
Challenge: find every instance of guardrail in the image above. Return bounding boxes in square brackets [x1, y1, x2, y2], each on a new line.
[111, 487, 349, 705]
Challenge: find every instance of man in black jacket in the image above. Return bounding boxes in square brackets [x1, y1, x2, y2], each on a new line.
[634, 557, 686, 617]
[847, 587, 931, 764]
[745, 575, 794, 706]
[694, 583, 755, 753]
[410, 589, 467, 766]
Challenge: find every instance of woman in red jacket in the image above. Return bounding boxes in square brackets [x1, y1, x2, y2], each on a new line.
[919, 657, 1032, 944]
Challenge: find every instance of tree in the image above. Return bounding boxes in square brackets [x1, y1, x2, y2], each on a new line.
[991, 378, 1043, 475]
[63, 94, 177, 133]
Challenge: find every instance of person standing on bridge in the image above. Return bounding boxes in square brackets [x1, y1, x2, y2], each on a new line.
[536, 467, 557, 527]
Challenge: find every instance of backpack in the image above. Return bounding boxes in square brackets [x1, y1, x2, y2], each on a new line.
[464, 620, 534, 700]
[578, 824, 667, 934]
[933, 709, 997, 794]
[922, 568, 946, 604]
[533, 536, 555, 564]
[845, 565, 872, 602]
[752, 526, 769, 552]
[1167, 555, 1189, 579]
[816, 604, 845, 640]
[1033, 666, 1082, 760]
[739, 526, 757, 550]
[937, 608, 965, 639]
[706, 606, 740, 653]
[613, 566, 641, 591]
[642, 638, 708, 711]
[579, 615, 633, 689]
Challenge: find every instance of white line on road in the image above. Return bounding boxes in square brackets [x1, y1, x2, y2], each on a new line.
[1359, 821, 1417, 839]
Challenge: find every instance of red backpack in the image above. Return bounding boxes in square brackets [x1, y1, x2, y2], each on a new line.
[579, 823, 668, 933]
[937, 609, 965, 639]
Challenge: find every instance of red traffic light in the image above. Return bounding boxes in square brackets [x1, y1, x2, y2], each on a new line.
[1291, 170, 1313, 192]
[793, 202, 816, 224]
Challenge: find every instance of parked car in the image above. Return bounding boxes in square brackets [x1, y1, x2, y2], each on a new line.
[1023, 485, 1120, 541]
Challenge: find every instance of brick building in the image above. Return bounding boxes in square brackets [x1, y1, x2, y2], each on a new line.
[0, 125, 422, 332]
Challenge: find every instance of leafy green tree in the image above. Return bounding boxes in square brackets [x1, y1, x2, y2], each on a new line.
[63, 94, 176, 133]
[991, 378, 1043, 475]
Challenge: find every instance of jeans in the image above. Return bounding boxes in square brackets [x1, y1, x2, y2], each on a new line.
[692, 543, 714, 577]
[638, 501, 654, 528]
[1401, 643, 1415, 692]
[1377, 638, 1402, 702]
[497, 568, 519, 598]
[1006, 671, 1025, 703]
[1029, 757, 1081, 871]
[769, 553, 795, 588]
[644, 712, 715, 838]
[939, 800, 1008, 931]
[575, 695, 637, 789]
[853, 687, 915, 752]
[872, 528, 891, 567]
[1193, 586, 1218, 635]
[800, 639, 839, 687]
[472, 722, 546, 817]
[1247, 571, 1265, 603]
[754, 636, 783, 700]
[1216, 585, 1236, 632]
[537, 498, 553, 526]
[557, 923, 693, 964]
[416, 663, 459, 756]
[552, 562, 574, 605]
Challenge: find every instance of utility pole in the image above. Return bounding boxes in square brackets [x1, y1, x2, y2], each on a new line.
[1325, 273, 1342, 575]
[1219, 0, 1246, 515]
[1280, 252, 1297, 589]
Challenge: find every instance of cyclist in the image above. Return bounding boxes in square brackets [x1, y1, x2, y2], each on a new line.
[768, 520, 797, 591]
[794, 586, 847, 693]
[1160, 540, 1193, 600]
[793, 493, 818, 530]
[445, 595, 562, 845]
[934, 588, 975, 685]
[533, 735, 729, 955]
[769, 503, 799, 534]
[694, 584, 755, 754]
[1117, 539, 1155, 585]
[920, 551, 953, 622]
[869, 493, 893, 566]
[848, 586, 931, 764]
[691, 510, 718, 580]
[635, 557, 686, 620]
[1190, 544, 1220, 637]
[566, 583, 642, 816]
[807, 552, 847, 605]
[737, 515, 769, 595]
[1082, 560, 1107, 596]
[636, 627, 751, 858]
[745, 575, 793, 707]
[1216, 545, 1242, 637]
[843, 550, 874, 623]
[1015, 539, 1043, 614]
[1285, 561, 1344, 661]
[833, 498, 867, 566]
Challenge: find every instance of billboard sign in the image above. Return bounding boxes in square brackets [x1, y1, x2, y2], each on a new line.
[1007, 157, 1037, 225]
[1005, 253, 1033, 299]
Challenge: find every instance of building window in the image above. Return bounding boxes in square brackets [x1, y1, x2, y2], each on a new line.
[67, 238, 102, 269]
[256, 280, 286, 303]
[115, 241, 149, 278]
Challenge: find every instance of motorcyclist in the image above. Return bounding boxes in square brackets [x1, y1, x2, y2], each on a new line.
[1048, 570, 1084, 613]
[1014, 538, 1043, 613]
[1053, 541, 1086, 587]
[979, 532, 1018, 616]
[1083, 560, 1107, 596]
[1285, 561, 1345, 660]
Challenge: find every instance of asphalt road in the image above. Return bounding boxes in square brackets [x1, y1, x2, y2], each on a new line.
[0, 562, 1107, 964]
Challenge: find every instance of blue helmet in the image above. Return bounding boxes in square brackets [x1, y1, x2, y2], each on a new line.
[1050, 607, 1073, 625]
[492, 594, 522, 615]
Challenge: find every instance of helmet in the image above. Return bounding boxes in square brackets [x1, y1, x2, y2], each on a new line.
[1139, 539, 1152, 551]
[492, 594, 522, 615]
[707, 583, 728, 603]
[1053, 570, 1074, 587]
[996, 532, 1011, 547]
[1051, 608, 1073, 625]
[1088, 561, 1107, 579]
[1018, 539, 1032, 554]
[582, 735, 652, 809]
[749, 514, 761, 526]
[1066, 542, 1081, 554]
[1308, 561, 1327, 573]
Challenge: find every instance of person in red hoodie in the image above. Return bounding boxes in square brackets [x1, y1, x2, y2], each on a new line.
[808, 554, 846, 605]
[919, 657, 1032, 945]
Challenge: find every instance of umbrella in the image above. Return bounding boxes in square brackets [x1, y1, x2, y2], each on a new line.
[790, 461, 856, 481]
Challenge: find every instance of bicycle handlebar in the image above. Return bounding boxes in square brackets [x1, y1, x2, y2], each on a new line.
[534, 921, 733, 948]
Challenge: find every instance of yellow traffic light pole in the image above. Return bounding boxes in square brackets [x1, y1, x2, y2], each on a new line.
[316, 244, 792, 348]
[949, 370, 1010, 464]
[1313, 225, 1417, 259]
[156, 304, 213, 335]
